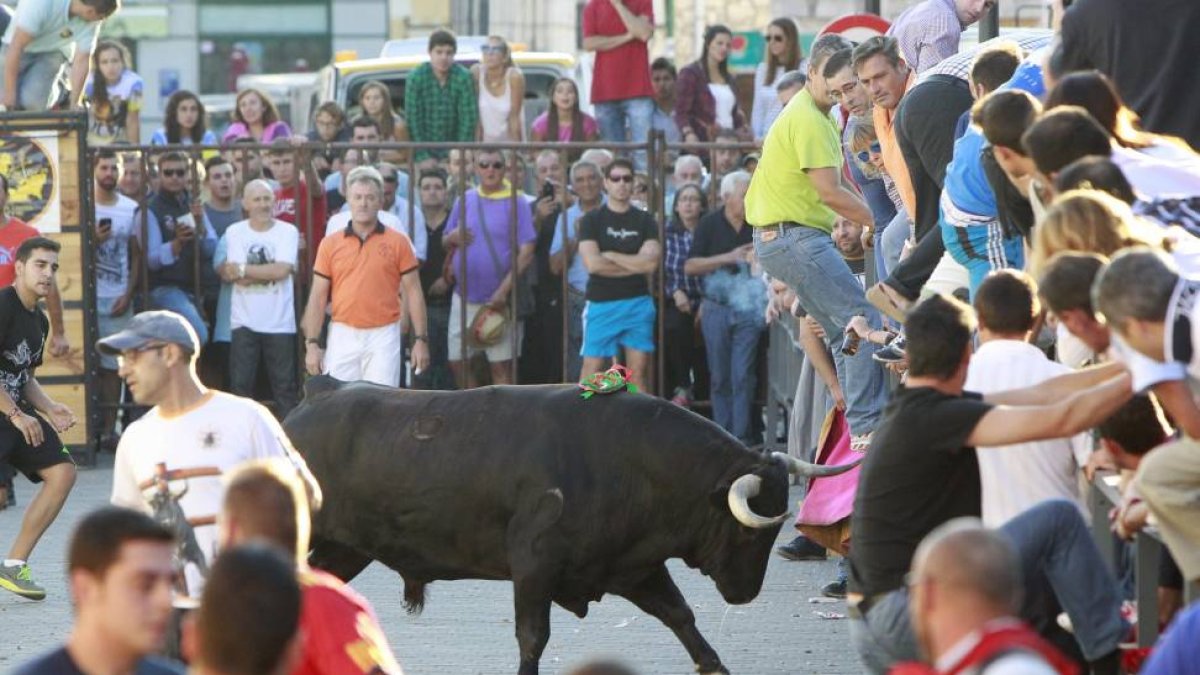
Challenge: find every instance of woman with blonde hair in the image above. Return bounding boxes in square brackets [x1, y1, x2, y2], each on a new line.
[357, 80, 411, 164]
[1031, 189, 1200, 273]
[470, 36, 525, 142]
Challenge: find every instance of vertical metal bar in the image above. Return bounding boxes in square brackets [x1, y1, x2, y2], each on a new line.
[979, 2, 1000, 41]
[651, 131, 665, 398]
[508, 151, 519, 385]
[407, 147, 419, 390]
[76, 114, 98, 463]
[1135, 534, 1161, 647]
[558, 146, 570, 383]
[457, 149, 470, 388]
[189, 148, 205, 323]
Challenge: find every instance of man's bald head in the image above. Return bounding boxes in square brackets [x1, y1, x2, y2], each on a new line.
[912, 518, 1022, 613]
[242, 179, 276, 220]
[245, 179, 274, 198]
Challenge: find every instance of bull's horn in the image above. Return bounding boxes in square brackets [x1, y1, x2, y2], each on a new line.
[727, 474, 788, 529]
[773, 452, 861, 478]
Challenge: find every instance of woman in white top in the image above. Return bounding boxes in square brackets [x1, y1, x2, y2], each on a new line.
[470, 36, 525, 143]
[673, 25, 750, 146]
[751, 18, 802, 140]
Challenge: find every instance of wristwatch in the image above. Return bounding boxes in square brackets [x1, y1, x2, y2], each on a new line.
[413, 335, 429, 342]
[305, 338, 320, 346]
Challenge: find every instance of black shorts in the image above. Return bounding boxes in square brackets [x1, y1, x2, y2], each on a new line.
[0, 414, 72, 483]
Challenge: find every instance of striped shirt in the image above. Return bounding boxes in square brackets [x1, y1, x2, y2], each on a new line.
[920, 32, 1053, 83]
[887, 0, 963, 74]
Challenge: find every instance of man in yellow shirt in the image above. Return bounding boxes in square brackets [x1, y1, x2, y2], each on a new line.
[746, 34, 888, 452]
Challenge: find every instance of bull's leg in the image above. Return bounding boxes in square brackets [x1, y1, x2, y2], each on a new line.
[512, 577, 553, 675]
[508, 488, 566, 675]
[308, 535, 372, 581]
[618, 566, 728, 675]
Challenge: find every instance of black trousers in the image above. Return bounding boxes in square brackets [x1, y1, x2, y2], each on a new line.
[230, 329, 299, 418]
[663, 304, 709, 401]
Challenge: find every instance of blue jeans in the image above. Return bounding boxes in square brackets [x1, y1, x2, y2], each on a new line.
[700, 300, 763, 443]
[594, 97, 654, 172]
[1002, 499, 1128, 662]
[149, 286, 210, 345]
[754, 226, 887, 435]
[879, 208, 909, 280]
[0, 46, 67, 111]
[566, 290, 585, 382]
[941, 220, 1025, 301]
[850, 500, 1128, 673]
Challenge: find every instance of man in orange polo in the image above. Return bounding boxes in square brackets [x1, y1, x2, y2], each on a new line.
[302, 166, 429, 387]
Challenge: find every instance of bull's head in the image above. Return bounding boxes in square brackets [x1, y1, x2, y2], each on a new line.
[726, 453, 860, 529]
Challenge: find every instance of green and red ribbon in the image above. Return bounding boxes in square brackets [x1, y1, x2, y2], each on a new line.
[579, 365, 639, 399]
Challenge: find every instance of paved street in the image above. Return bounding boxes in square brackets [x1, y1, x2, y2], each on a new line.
[0, 459, 858, 674]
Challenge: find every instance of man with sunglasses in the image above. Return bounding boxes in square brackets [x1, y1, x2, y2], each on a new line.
[0, 237, 77, 601]
[577, 158, 660, 392]
[441, 149, 536, 388]
[138, 151, 217, 348]
[102, 309, 319, 598]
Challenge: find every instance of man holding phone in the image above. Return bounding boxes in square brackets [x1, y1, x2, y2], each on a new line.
[93, 149, 139, 447]
[138, 151, 216, 347]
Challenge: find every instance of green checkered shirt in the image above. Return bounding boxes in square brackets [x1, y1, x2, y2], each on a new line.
[405, 63, 478, 161]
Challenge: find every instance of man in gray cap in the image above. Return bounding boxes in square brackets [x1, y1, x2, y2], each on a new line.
[99, 310, 319, 598]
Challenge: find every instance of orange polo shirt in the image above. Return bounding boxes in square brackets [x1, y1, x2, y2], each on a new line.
[872, 70, 917, 217]
[314, 222, 419, 329]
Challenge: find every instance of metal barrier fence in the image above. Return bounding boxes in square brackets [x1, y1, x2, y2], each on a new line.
[75, 135, 764, 442]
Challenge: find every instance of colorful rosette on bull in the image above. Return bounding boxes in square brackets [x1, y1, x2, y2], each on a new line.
[578, 364, 639, 399]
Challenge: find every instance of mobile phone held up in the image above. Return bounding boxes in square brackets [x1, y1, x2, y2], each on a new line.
[541, 180, 556, 201]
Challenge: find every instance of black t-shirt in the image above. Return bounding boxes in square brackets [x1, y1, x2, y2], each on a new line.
[579, 205, 659, 302]
[0, 286, 48, 409]
[1059, 0, 1200, 149]
[14, 647, 184, 675]
[848, 386, 993, 598]
[690, 210, 755, 304]
[419, 213, 451, 306]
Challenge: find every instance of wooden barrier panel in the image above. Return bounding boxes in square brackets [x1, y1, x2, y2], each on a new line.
[1, 113, 95, 459]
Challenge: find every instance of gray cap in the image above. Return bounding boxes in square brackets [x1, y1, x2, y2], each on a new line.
[96, 310, 200, 356]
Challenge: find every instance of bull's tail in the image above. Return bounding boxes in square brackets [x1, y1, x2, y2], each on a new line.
[402, 577, 428, 615]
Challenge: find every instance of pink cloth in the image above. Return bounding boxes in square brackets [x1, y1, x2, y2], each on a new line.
[530, 111, 599, 142]
[221, 120, 292, 144]
[795, 408, 861, 527]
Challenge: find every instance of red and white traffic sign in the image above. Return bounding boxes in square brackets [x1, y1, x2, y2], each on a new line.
[818, 13, 892, 43]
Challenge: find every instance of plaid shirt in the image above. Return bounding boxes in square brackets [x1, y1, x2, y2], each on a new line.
[921, 32, 1053, 83]
[887, 0, 962, 74]
[405, 62, 478, 161]
[664, 219, 703, 302]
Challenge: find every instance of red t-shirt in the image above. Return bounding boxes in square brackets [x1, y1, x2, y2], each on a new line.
[0, 218, 39, 287]
[293, 569, 402, 675]
[583, 0, 654, 103]
[274, 182, 328, 265]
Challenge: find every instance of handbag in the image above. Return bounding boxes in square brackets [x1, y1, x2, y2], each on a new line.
[473, 190, 536, 319]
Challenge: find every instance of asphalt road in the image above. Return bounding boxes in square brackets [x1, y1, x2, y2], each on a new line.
[0, 459, 859, 675]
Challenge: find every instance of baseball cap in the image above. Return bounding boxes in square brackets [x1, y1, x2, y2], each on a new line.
[96, 310, 201, 356]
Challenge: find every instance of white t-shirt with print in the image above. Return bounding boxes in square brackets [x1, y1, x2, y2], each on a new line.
[94, 194, 139, 300]
[111, 391, 304, 595]
[222, 219, 299, 334]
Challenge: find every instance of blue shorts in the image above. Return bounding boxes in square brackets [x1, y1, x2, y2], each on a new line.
[582, 295, 656, 358]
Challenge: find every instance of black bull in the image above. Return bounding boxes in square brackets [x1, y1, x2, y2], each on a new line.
[284, 376, 856, 674]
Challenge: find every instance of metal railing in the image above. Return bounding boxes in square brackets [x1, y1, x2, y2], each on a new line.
[77, 135, 763, 432]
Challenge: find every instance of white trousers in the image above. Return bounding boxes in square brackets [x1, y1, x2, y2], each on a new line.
[324, 321, 401, 387]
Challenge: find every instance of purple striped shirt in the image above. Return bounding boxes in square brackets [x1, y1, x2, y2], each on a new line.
[886, 0, 963, 74]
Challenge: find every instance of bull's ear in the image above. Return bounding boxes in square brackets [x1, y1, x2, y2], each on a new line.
[709, 483, 730, 509]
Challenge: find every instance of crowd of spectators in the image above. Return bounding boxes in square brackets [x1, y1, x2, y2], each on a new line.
[3, 0, 1200, 672]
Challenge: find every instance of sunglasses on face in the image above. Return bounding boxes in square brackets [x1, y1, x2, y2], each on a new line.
[478, 161, 504, 170]
[766, 33, 785, 43]
[856, 142, 882, 164]
[481, 45, 505, 54]
[608, 174, 634, 184]
[162, 168, 187, 178]
[382, 175, 398, 183]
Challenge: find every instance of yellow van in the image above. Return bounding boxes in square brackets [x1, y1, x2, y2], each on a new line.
[312, 49, 580, 136]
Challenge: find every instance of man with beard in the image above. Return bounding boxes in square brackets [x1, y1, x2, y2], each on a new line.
[93, 149, 140, 448]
